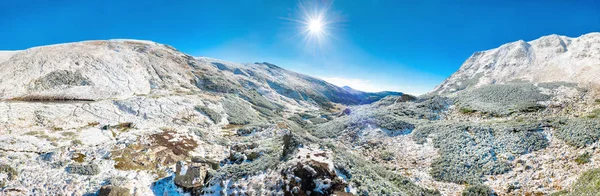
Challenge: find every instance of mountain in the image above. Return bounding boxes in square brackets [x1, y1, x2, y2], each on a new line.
[3, 34, 600, 196]
[0, 40, 394, 106]
[433, 32, 600, 94]
[0, 40, 428, 196]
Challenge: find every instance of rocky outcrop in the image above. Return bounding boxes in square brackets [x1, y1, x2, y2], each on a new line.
[173, 157, 211, 194]
[281, 148, 346, 196]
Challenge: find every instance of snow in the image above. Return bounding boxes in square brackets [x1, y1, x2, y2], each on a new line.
[151, 175, 190, 196]
[0, 50, 18, 64]
[434, 32, 600, 94]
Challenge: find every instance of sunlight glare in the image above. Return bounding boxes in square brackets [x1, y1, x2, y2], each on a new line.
[308, 19, 323, 33]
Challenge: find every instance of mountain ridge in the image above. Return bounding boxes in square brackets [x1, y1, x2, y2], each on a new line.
[0, 39, 401, 106]
[433, 32, 600, 94]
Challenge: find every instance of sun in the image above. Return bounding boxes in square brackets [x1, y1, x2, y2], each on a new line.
[308, 19, 323, 33]
[281, 0, 339, 55]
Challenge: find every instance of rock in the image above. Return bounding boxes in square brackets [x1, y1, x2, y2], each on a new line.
[98, 185, 130, 196]
[174, 161, 210, 194]
[40, 152, 57, 162]
[282, 133, 300, 160]
[66, 163, 100, 176]
[342, 108, 352, 115]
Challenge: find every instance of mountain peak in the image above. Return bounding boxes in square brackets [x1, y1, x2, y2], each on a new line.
[433, 32, 600, 94]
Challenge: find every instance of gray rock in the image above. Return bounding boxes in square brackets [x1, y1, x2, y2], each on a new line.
[98, 185, 130, 196]
[174, 161, 209, 190]
[66, 163, 100, 176]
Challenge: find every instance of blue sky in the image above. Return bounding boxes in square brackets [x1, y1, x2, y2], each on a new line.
[2, 0, 600, 94]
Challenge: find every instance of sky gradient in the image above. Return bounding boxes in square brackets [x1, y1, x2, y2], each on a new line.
[2, 0, 600, 94]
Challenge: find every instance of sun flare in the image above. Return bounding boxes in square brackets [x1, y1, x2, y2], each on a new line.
[308, 19, 323, 33]
[282, 0, 338, 55]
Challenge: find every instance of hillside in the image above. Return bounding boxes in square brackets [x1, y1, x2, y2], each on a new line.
[0, 40, 423, 196]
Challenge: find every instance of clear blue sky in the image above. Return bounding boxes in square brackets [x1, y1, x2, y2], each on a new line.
[2, 0, 600, 94]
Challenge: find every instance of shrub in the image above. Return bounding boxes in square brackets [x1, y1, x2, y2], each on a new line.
[309, 117, 328, 124]
[454, 83, 551, 116]
[415, 122, 548, 184]
[222, 96, 261, 125]
[371, 114, 416, 132]
[586, 109, 600, 119]
[380, 151, 395, 161]
[554, 118, 600, 148]
[195, 105, 222, 124]
[575, 152, 591, 165]
[462, 184, 494, 196]
[195, 73, 240, 93]
[0, 164, 18, 181]
[460, 107, 476, 114]
[333, 150, 440, 196]
[555, 168, 600, 196]
[309, 117, 349, 138]
[238, 90, 279, 111]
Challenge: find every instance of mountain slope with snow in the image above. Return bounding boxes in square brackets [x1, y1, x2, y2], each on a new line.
[433, 32, 600, 94]
[0, 40, 399, 105]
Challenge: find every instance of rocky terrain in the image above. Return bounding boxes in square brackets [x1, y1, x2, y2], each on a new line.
[1, 33, 600, 196]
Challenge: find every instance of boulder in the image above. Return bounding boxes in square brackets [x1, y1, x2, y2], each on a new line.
[98, 185, 130, 196]
[174, 160, 210, 194]
[66, 163, 100, 176]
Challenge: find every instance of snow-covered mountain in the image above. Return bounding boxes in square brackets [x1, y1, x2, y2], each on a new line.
[3, 35, 600, 196]
[434, 32, 600, 94]
[0, 40, 399, 105]
[0, 40, 419, 195]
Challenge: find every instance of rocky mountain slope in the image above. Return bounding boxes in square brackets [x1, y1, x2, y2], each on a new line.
[3, 33, 600, 196]
[433, 32, 600, 94]
[0, 40, 421, 196]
